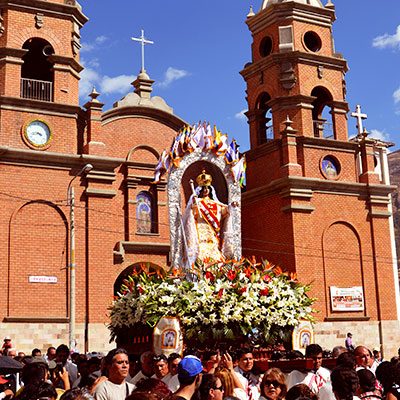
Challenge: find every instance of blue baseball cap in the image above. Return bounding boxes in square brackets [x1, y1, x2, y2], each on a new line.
[178, 355, 203, 378]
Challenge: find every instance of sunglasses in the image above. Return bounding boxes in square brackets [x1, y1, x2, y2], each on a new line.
[214, 384, 224, 392]
[264, 380, 280, 388]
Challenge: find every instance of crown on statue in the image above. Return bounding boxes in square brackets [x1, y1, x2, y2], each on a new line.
[196, 169, 212, 187]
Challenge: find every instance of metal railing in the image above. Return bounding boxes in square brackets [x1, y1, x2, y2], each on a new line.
[261, 125, 274, 143]
[313, 120, 334, 139]
[20, 78, 53, 102]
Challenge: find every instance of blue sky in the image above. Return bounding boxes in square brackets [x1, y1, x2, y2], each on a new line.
[79, 0, 400, 152]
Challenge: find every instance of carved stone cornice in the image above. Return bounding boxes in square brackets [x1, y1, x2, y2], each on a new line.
[102, 106, 186, 132]
[298, 136, 357, 152]
[267, 94, 316, 111]
[0, 145, 124, 170]
[126, 173, 154, 189]
[0, 0, 88, 26]
[247, 1, 336, 34]
[243, 176, 396, 205]
[0, 95, 82, 116]
[241, 51, 348, 81]
[48, 54, 84, 73]
[113, 241, 170, 264]
[0, 47, 28, 58]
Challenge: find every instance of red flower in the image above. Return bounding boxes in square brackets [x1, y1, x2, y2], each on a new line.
[243, 266, 252, 278]
[260, 288, 269, 296]
[238, 287, 247, 295]
[205, 271, 215, 281]
[218, 288, 224, 297]
[262, 274, 272, 283]
[227, 269, 237, 281]
[139, 287, 145, 294]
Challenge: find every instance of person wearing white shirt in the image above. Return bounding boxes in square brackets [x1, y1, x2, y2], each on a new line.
[127, 351, 154, 385]
[287, 344, 330, 394]
[93, 348, 135, 400]
[234, 347, 261, 400]
[162, 353, 181, 393]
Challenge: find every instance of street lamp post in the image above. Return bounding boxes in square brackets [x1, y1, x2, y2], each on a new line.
[67, 163, 93, 351]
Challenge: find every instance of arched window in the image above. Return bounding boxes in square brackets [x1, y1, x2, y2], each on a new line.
[256, 92, 273, 143]
[136, 191, 154, 233]
[21, 38, 54, 102]
[311, 87, 334, 139]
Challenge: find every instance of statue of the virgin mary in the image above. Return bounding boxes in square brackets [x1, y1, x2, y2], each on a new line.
[182, 170, 236, 265]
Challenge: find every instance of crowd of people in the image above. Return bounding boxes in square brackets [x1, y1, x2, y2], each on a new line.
[0, 336, 399, 400]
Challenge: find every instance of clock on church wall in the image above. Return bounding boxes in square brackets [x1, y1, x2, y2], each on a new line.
[22, 119, 52, 150]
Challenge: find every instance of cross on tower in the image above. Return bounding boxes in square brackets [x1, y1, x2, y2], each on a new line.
[351, 105, 368, 135]
[131, 29, 154, 73]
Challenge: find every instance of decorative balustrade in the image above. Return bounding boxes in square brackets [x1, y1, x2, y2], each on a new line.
[20, 78, 53, 102]
[313, 120, 334, 139]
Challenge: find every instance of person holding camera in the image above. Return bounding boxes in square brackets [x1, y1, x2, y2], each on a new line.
[55, 345, 78, 387]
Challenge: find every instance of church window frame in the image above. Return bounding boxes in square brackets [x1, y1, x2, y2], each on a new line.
[303, 31, 322, 53]
[136, 190, 156, 234]
[259, 36, 273, 57]
[320, 155, 341, 180]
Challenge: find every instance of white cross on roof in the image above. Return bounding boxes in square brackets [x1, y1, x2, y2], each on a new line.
[351, 105, 368, 135]
[131, 29, 154, 73]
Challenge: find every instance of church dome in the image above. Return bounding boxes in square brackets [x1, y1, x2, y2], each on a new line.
[260, 0, 324, 9]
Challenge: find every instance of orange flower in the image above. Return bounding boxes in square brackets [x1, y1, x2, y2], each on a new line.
[274, 266, 283, 276]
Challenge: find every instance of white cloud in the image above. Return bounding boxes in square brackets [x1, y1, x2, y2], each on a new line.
[95, 35, 107, 44]
[393, 86, 400, 104]
[79, 59, 135, 98]
[157, 67, 189, 88]
[370, 129, 390, 142]
[100, 74, 135, 94]
[81, 35, 109, 53]
[235, 109, 247, 121]
[79, 64, 101, 98]
[372, 25, 400, 50]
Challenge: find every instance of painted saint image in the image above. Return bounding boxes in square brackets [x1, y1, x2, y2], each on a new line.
[322, 158, 338, 179]
[301, 331, 311, 348]
[182, 170, 235, 265]
[137, 192, 152, 233]
[162, 330, 176, 348]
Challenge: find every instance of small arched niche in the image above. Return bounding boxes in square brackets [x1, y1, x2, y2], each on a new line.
[21, 38, 55, 102]
[181, 161, 228, 206]
[259, 36, 273, 57]
[136, 191, 155, 234]
[311, 86, 334, 139]
[167, 148, 242, 267]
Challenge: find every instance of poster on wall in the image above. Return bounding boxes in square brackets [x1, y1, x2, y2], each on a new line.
[330, 286, 364, 311]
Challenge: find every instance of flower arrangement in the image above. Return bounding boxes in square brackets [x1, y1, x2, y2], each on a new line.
[108, 258, 316, 345]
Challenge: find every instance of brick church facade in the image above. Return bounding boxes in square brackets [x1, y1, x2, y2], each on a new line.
[0, 0, 399, 355]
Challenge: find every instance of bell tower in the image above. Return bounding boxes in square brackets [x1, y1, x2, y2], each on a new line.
[0, 0, 87, 153]
[241, 0, 400, 354]
[243, 0, 349, 149]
